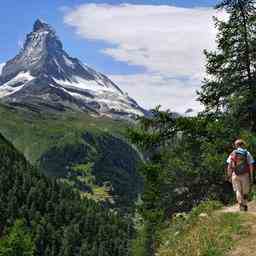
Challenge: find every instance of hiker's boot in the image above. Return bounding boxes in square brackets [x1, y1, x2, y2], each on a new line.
[243, 195, 248, 211]
[239, 204, 244, 211]
[239, 204, 248, 212]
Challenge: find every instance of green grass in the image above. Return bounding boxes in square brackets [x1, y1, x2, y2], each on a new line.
[0, 103, 128, 164]
[156, 201, 247, 256]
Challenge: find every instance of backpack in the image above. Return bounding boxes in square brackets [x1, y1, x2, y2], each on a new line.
[231, 150, 249, 176]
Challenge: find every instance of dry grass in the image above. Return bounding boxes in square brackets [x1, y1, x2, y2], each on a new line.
[157, 202, 247, 256]
[227, 214, 256, 256]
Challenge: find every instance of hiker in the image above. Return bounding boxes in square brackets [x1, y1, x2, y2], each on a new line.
[227, 139, 254, 211]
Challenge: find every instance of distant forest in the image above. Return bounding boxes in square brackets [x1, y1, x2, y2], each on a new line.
[0, 134, 132, 255]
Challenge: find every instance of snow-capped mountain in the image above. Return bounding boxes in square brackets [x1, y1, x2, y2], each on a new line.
[0, 19, 145, 119]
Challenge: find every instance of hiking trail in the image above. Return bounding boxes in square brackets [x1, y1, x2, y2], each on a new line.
[220, 201, 256, 256]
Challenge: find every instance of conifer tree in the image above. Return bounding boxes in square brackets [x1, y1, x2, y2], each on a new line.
[0, 220, 35, 256]
[198, 0, 256, 114]
[0, 134, 133, 255]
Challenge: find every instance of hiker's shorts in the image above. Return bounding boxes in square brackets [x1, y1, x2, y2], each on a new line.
[232, 173, 250, 204]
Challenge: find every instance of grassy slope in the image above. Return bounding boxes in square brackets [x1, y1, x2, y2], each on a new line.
[0, 103, 142, 207]
[0, 103, 127, 163]
[155, 201, 255, 256]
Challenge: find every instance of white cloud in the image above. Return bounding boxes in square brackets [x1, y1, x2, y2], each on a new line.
[110, 74, 203, 113]
[0, 63, 5, 75]
[64, 4, 226, 112]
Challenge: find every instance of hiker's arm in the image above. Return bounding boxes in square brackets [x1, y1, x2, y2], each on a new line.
[227, 162, 233, 180]
[249, 164, 254, 183]
[247, 152, 254, 183]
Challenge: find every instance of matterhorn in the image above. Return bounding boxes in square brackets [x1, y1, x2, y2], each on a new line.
[0, 19, 145, 119]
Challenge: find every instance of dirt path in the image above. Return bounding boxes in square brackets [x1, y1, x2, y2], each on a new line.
[220, 201, 256, 256]
[220, 201, 256, 214]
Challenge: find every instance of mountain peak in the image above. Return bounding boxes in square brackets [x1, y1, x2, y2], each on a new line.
[0, 20, 146, 119]
[33, 19, 54, 33]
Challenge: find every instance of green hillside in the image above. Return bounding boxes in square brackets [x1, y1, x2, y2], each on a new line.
[0, 133, 133, 255]
[0, 103, 142, 207]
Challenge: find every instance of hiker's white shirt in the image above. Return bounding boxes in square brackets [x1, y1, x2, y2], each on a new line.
[226, 147, 254, 164]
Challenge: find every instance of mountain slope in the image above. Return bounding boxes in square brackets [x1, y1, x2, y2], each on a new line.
[0, 133, 133, 255]
[0, 19, 145, 119]
[0, 104, 142, 207]
[0, 19, 144, 208]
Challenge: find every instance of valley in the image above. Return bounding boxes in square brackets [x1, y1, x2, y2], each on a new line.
[0, 103, 143, 207]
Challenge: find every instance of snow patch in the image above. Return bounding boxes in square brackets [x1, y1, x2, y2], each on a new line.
[53, 58, 64, 73]
[53, 76, 120, 93]
[95, 95, 143, 116]
[51, 80, 143, 116]
[3, 72, 34, 87]
[0, 72, 34, 98]
[0, 84, 26, 98]
[0, 63, 5, 75]
[63, 55, 75, 68]
[67, 86, 142, 116]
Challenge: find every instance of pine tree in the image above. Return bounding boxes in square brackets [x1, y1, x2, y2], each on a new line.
[80, 240, 90, 256]
[0, 219, 35, 256]
[198, 0, 256, 114]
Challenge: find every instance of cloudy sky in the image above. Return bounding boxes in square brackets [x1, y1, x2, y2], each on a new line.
[0, 0, 222, 113]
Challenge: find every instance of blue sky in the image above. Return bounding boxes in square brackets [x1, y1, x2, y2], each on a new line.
[0, 0, 220, 112]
